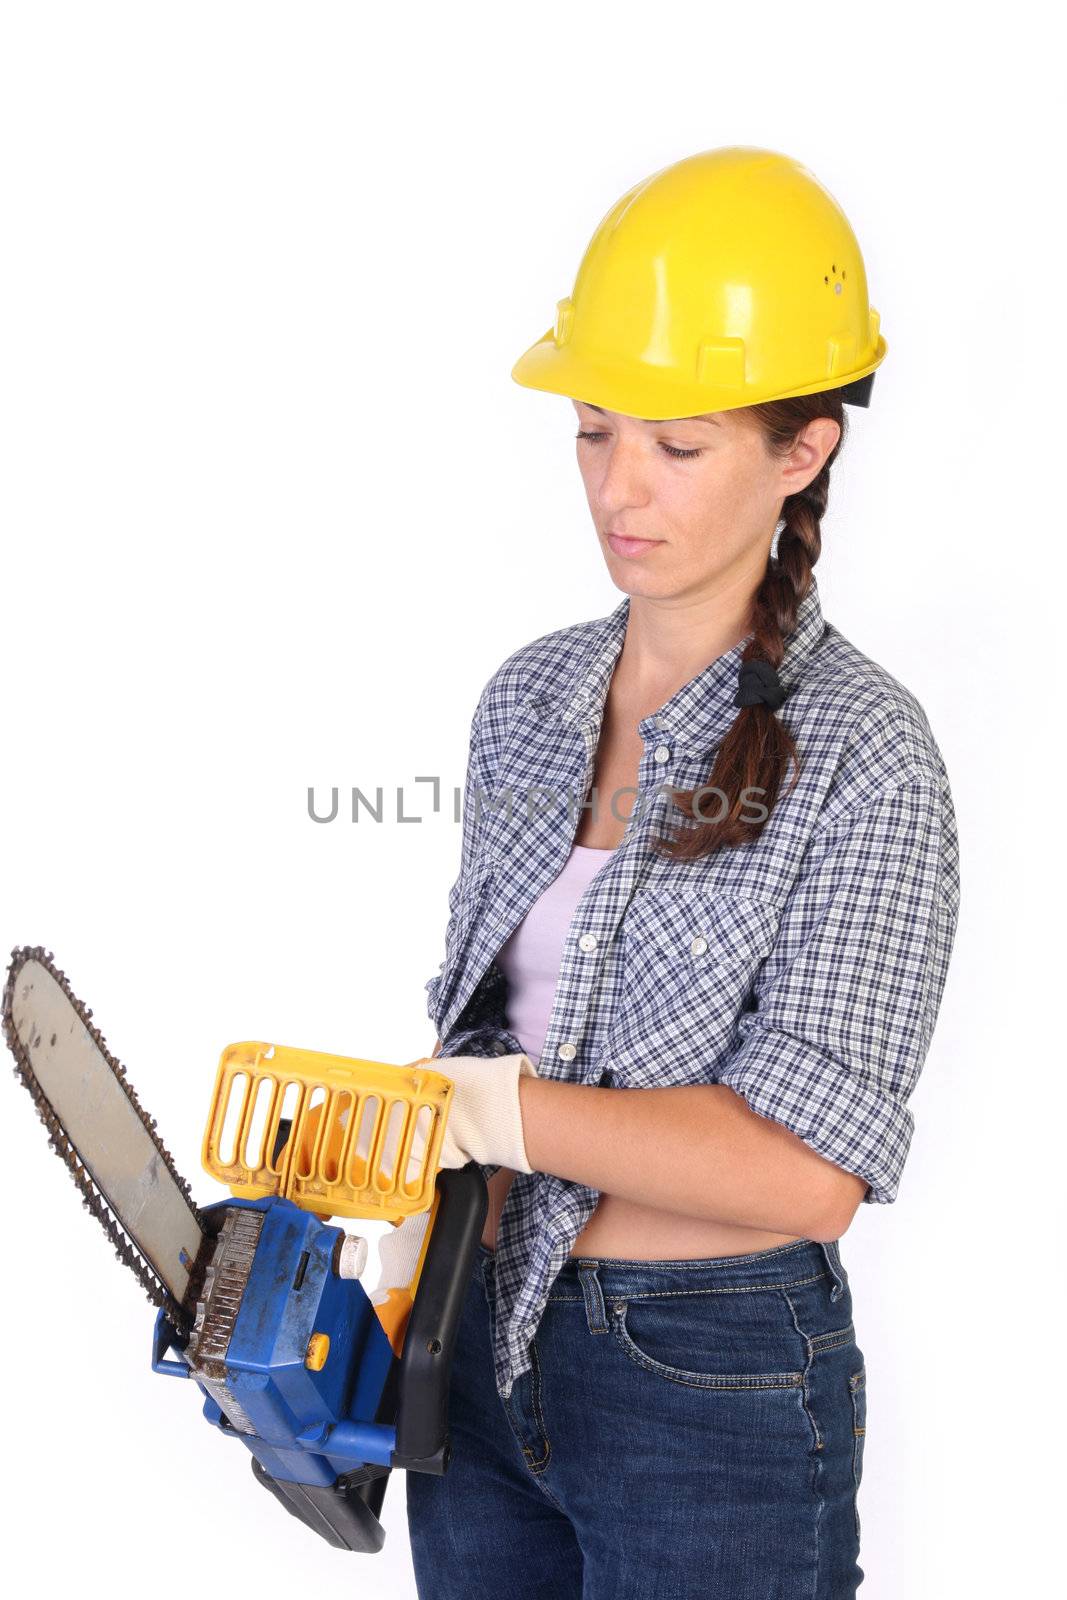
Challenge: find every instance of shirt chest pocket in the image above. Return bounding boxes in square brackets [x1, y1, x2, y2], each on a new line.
[603, 891, 781, 1088]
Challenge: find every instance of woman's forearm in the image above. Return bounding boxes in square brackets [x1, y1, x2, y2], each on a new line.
[518, 1075, 863, 1242]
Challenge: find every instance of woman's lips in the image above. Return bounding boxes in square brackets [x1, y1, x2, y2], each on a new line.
[606, 531, 663, 558]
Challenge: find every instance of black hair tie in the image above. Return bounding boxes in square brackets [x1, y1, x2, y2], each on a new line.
[734, 658, 787, 711]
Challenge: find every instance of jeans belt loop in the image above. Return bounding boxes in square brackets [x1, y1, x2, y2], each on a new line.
[820, 1239, 846, 1302]
[577, 1260, 609, 1334]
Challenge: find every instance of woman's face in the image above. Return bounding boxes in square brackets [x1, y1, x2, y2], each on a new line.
[571, 398, 839, 603]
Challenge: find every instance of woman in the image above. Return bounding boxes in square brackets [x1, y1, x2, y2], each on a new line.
[403, 147, 960, 1598]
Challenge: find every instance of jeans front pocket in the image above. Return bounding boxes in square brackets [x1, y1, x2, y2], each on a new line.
[849, 1366, 867, 1540]
[608, 1287, 805, 1391]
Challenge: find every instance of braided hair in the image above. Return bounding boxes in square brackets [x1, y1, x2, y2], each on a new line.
[654, 388, 849, 861]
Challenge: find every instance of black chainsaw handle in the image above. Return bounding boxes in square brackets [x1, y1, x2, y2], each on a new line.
[389, 1161, 488, 1474]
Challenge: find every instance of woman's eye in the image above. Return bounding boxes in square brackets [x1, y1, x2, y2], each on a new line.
[575, 430, 703, 460]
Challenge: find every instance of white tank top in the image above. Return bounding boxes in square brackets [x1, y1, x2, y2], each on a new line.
[494, 843, 617, 1066]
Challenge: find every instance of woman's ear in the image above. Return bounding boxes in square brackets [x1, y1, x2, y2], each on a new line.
[780, 417, 841, 497]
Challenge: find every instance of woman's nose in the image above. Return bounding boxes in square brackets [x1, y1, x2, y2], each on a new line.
[595, 438, 651, 515]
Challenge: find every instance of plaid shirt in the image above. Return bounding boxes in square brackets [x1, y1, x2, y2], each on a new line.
[425, 572, 961, 1401]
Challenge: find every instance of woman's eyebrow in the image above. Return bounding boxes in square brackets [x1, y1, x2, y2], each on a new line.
[581, 403, 720, 427]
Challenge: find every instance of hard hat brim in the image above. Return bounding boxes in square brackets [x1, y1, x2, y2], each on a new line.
[511, 331, 887, 418]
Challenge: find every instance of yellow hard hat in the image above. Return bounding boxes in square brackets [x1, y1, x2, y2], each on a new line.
[511, 146, 886, 419]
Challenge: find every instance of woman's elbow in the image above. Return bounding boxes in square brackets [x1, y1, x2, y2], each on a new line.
[808, 1168, 869, 1242]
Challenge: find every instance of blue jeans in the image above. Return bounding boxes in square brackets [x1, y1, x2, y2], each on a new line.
[406, 1237, 867, 1598]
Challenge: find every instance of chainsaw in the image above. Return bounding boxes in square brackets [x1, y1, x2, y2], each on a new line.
[2, 944, 488, 1554]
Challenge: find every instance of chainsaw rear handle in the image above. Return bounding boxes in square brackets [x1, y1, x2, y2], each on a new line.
[390, 1159, 488, 1472]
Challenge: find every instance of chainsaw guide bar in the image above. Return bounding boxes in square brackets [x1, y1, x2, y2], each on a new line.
[2, 945, 209, 1335]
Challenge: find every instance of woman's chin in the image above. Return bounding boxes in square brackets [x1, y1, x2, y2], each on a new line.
[603, 561, 684, 601]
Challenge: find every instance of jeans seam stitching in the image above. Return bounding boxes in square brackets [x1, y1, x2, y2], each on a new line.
[809, 1324, 856, 1353]
[526, 1339, 552, 1471]
[594, 1270, 830, 1304]
[850, 1367, 867, 1541]
[782, 1288, 824, 1452]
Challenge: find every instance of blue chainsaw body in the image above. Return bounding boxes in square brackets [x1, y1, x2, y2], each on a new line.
[153, 1198, 399, 1484]
[146, 1167, 487, 1550]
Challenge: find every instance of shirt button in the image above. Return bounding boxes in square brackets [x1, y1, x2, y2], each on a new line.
[578, 932, 598, 952]
[690, 935, 708, 956]
[654, 743, 671, 763]
[558, 1042, 578, 1062]
[491, 1039, 509, 1055]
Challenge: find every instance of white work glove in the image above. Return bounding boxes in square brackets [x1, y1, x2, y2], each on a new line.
[367, 1207, 433, 1307]
[363, 1052, 536, 1307]
[404, 1051, 539, 1173]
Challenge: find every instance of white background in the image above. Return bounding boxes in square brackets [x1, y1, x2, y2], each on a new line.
[0, 3, 1059, 1595]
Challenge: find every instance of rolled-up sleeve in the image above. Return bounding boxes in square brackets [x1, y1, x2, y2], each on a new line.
[718, 774, 960, 1205]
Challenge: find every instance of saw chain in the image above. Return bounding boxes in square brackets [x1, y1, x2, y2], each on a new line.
[2, 945, 205, 1334]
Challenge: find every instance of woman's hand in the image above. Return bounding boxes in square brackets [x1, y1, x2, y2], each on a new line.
[283, 1047, 540, 1190]
[409, 1051, 540, 1173]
